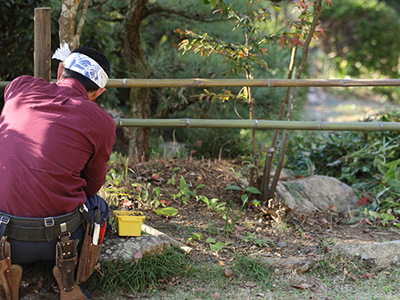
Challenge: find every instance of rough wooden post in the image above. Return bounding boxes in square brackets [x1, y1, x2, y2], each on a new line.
[34, 7, 51, 81]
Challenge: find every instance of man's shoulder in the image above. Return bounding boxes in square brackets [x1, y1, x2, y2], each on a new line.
[85, 103, 116, 131]
[5, 76, 49, 100]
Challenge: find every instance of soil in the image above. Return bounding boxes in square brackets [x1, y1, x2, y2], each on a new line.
[128, 158, 400, 265]
[19, 89, 400, 299]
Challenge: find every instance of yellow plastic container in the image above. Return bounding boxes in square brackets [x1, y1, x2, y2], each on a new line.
[113, 211, 145, 237]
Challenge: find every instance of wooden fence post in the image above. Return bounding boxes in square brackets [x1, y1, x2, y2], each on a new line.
[34, 7, 51, 81]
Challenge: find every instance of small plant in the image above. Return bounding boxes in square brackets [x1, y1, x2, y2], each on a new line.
[279, 220, 291, 234]
[223, 185, 261, 236]
[188, 233, 202, 243]
[131, 182, 150, 203]
[295, 225, 311, 240]
[107, 152, 134, 186]
[242, 232, 274, 248]
[206, 238, 232, 253]
[170, 175, 205, 204]
[198, 195, 226, 214]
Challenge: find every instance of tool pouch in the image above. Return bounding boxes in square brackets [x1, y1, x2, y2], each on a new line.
[0, 238, 12, 300]
[55, 237, 78, 292]
[76, 222, 102, 284]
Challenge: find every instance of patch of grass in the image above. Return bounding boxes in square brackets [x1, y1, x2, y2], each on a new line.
[234, 254, 273, 289]
[86, 247, 189, 294]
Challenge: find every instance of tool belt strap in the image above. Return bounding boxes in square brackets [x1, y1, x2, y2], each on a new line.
[0, 207, 83, 242]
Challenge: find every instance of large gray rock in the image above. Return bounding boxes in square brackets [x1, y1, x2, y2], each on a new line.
[100, 234, 170, 261]
[276, 175, 359, 214]
[333, 241, 400, 269]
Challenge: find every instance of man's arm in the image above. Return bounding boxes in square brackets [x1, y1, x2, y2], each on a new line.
[81, 122, 116, 196]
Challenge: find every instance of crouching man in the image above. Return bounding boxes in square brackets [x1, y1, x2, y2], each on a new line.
[0, 45, 116, 299]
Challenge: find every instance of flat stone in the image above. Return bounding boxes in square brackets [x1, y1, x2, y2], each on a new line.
[276, 175, 359, 214]
[333, 240, 400, 269]
[277, 242, 287, 248]
[259, 257, 320, 274]
[100, 233, 170, 261]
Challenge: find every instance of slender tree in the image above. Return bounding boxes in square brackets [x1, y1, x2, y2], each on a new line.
[58, 0, 90, 50]
[177, 0, 330, 206]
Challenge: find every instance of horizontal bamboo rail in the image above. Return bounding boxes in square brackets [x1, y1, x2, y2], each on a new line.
[107, 78, 400, 88]
[114, 118, 400, 132]
[2, 78, 400, 89]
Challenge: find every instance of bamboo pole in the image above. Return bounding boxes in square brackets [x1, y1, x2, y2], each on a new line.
[34, 8, 51, 81]
[113, 118, 400, 131]
[106, 78, 400, 88]
[3, 78, 400, 89]
[0, 82, 11, 88]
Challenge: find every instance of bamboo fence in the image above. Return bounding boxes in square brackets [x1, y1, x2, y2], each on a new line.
[2, 78, 400, 89]
[2, 78, 400, 131]
[115, 118, 400, 131]
[106, 78, 400, 88]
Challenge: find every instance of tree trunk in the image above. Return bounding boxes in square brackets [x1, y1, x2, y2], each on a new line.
[262, 0, 324, 202]
[124, 0, 151, 159]
[58, 0, 89, 50]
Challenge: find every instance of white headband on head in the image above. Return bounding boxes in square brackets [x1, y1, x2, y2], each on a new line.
[52, 43, 109, 88]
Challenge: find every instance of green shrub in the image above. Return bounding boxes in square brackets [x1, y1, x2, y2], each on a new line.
[319, 0, 400, 78]
[285, 109, 400, 209]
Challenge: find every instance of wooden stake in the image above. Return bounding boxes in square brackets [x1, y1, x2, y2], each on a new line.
[34, 7, 51, 81]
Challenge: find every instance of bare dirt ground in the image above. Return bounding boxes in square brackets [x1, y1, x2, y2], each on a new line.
[303, 87, 398, 122]
[19, 89, 400, 299]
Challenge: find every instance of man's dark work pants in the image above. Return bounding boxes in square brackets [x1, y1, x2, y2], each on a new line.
[8, 194, 109, 264]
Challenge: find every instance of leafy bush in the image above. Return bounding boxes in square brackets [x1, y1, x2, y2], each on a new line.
[318, 0, 400, 78]
[285, 109, 400, 210]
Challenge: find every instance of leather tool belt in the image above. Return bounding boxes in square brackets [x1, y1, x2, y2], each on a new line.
[0, 207, 84, 242]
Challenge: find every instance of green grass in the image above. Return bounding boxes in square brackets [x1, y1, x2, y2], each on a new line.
[18, 247, 400, 300]
[86, 247, 189, 295]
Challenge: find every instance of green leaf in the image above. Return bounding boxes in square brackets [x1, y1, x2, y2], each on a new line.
[210, 241, 232, 252]
[179, 176, 187, 191]
[188, 233, 203, 242]
[210, 0, 217, 8]
[154, 207, 178, 217]
[225, 185, 243, 191]
[206, 238, 216, 244]
[245, 187, 261, 194]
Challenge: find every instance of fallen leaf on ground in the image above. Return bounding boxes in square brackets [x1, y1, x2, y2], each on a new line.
[224, 269, 234, 279]
[292, 283, 313, 290]
[235, 225, 245, 231]
[306, 278, 317, 287]
[357, 197, 367, 207]
[244, 281, 256, 288]
[185, 265, 192, 274]
[193, 287, 205, 293]
[350, 274, 359, 281]
[214, 292, 220, 299]
[134, 251, 142, 259]
[361, 272, 375, 279]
